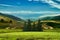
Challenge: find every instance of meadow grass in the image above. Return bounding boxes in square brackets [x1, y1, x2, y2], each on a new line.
[0, 29, 60, 40]
[0, 29, 22, 33]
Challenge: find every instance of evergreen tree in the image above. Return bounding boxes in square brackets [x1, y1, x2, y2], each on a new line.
[37, 19, 43, 31]
[27, 19, 31, 31]
[32, 22, 36, 31]
[9, 20, 12, 23]
[23, 19, 32, 31]
[23, 22, 27, 31]
[0, 19, 4, 22]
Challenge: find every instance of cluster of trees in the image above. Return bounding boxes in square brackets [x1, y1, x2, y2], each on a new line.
[47, 22, 60, 28]
[0, 19, 12, 23]
[23, 19, 43, 31]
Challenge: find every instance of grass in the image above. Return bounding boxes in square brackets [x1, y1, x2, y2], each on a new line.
[44, 28, 60, 32]
[0, 28, 60, 33]
[0, 29, 22, 33]
[0, 32, 60, 40]
[0, 29, 60, 40]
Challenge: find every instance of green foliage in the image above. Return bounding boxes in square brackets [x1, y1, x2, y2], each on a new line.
[27, 19, 31, 31]
[46, 22, 60, 28]
[0, 26, 8, 29]
[23, 19, 32, 31]
[32, 22, 36, 31]
[23, 19, 43, 31]
[37, 19, 43, 31]
[9, 20, 12, 23]
[23, 22, 27, 31]
[0, 19, 4, 22]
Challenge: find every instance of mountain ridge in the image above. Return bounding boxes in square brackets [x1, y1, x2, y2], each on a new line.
[0, 13, 23, 21]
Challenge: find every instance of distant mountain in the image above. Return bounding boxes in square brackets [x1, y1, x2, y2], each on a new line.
[40, 16, 53, 20]
[52, 15, 60, 20]
[40, 15, 60, 21]
[0, 13, 23, 21]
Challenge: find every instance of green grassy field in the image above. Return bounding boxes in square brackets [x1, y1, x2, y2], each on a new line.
[0, 32, 60, 40]
[0, 29, 60, 40]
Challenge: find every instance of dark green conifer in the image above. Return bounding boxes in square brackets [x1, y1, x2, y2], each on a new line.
[32, 22, 36, 31]
[27, 19, 31, 31]
[23, 22, 27, 31]
[0, 19, 4, 22]
[23, 19, 31, 31]
[37, 19, 43, 31]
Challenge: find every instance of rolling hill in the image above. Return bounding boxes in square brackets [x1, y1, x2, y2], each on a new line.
[39, 15, 60, 28]
[0, 13, 23, 21]
[40, 15, 60, 21]
[0, 13, 24, 29]
[52, 15, 60, 21]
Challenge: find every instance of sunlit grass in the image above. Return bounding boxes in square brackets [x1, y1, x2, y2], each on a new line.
[0, 31, 60, 40]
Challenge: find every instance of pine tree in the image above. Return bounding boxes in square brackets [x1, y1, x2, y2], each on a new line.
[23, 19, 32, 31]
[0, 19, 4, 22]
[32, 22, 36, 31]
[37, 19, 43, 31]
[23, 22, 27, 31]
[27, 19, 31, 31]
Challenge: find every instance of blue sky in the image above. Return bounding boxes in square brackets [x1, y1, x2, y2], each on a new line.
[0, 0, 60, 19]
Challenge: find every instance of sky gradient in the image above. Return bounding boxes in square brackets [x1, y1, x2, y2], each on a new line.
[0, 0, 60, 19]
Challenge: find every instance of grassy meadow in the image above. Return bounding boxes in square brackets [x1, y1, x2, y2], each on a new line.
[0, 29, 60, 40]
[0, 14, 60, 40]
[0, 20, 60, 40]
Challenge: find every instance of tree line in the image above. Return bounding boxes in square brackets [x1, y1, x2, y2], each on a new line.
[23, 19, 43, 31]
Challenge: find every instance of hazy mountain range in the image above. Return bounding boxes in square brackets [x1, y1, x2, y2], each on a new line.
[40, 15, 60, 21]
[0, 13, 23, 21]
[0, 12, 60, 21]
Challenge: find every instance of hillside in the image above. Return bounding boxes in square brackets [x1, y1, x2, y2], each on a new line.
[40, 15, 60, 21]
[0, 12, 60, 29]
[0, 13, 23, 21]
[0, 13, 24, 29]
[52, 15, 60, 21]
[37, 15, 60, 29]
[40, 16, 53, 20]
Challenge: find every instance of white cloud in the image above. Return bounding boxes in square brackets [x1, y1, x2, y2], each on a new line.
[41, 0, 60, 9]
[0, 4, 19, 7]
[0, 11, 60, 14]
[0, 4, 13, 7]
[57, 0, 60, 1]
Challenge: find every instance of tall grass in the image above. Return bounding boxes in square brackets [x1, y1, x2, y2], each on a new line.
[0, 29, 22, 33]
[0, 29, 60, 40]
[0, 32, 60, 40]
